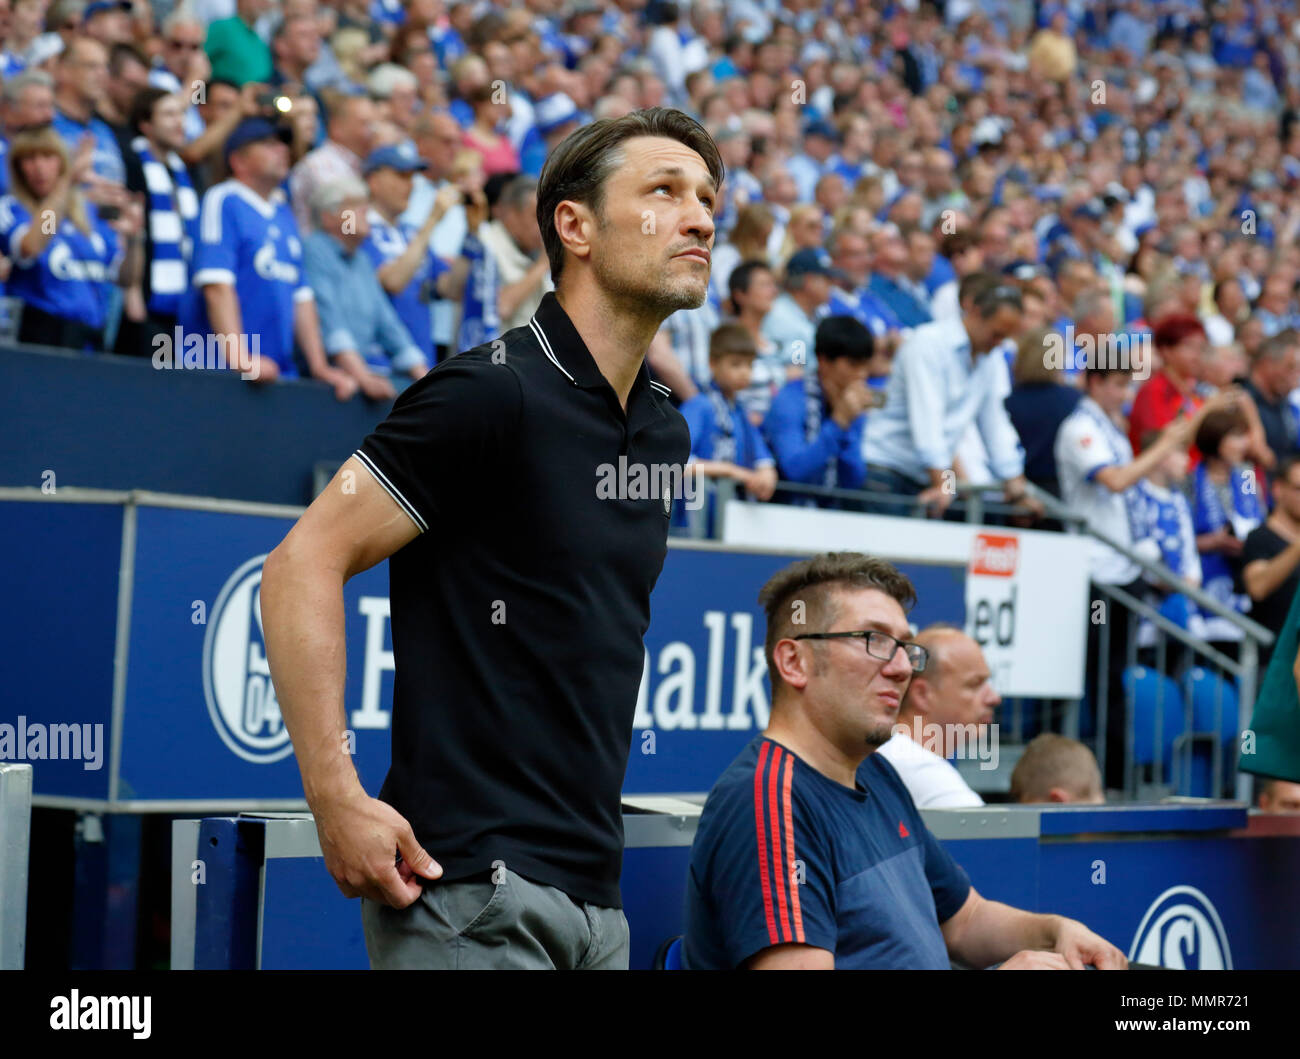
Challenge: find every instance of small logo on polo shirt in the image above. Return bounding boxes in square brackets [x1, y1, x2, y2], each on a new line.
[899, 821, 910, 839]
[663, 483, 672, 514]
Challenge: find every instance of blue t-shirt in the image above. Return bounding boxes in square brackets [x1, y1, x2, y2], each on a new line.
[362, 209, 449, 361]
[680, 383, 775, 469]
[0, 194, 121, 331]
[51, 109, 126, 186]
[185, 179, 311, 378]
[456, 230, 499, 353]
[683, 736, 971, 969]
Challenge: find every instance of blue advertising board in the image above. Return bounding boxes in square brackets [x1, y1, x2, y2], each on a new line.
[2, 492, 969, 805]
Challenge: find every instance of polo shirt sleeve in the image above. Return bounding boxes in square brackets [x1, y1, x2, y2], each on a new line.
[694, 770, 838, 968]
[1055, 412, 1116, 484]
[192, 189, 240, 288]
[353, 356, 523, 532]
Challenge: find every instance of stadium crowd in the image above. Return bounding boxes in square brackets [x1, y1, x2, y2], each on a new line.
[6, 2, 1300, 680]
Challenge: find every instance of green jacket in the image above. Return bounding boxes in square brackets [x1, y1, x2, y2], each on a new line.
[1242, 583, 1300, 783]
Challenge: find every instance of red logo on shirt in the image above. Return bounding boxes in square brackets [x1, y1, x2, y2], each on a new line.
[1079, 436, 1092, 448]
[899, 821, 910, 839]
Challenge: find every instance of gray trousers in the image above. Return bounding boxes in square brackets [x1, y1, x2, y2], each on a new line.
[361, 866, 629, 969]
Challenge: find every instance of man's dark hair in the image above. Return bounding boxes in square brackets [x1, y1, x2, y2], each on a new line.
[1256, 327, 1300, 364]
[110, 42, 148, 77]
[727, 258, 771, 314]
[129, 86, 173, 135]
[206, 77, 239, 98]
[1083, 363, 1133, 385]
[958, 269, 1000, 306]
[1274, 454, 1300, 488]
[757, 553, 916, 696]
[536, 106, 725, 282]
[815, 314, 873, 362]
[709, 321, 756, 361]
[968, 276, 1023, 318]
[497, 173, 538, 212]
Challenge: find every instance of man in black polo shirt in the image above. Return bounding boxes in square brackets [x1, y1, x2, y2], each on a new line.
[260, 107, 721, 969]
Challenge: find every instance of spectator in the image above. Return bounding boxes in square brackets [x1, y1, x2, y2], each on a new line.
[185, 117, 351, 395]
[460, 82, 519, 177]
[148, 10, 208, 144]
[764, 314, 871, 501]
[99, 44, 150, 159]
[677, 322, 777, 514]
[1010, 734, 1104, 805]
[825, 225, 902, 350]
[204, 0, 274, 86]
[862, 279, 1032, 515]
[1128, 314, 1209, 456]
[1004, 325, 1081, 499]
[763, 246, 832, 370]
[1055, 366, 1229, 788]
[877, 625, 996, 809]
[0, 0, 47, 78]
[724, 258, 782, 420]
[303, 175, 429, 398]
[269, 13, 323, 96]
[362, 145, 459, 369]
[52, 35, 126, 185]
[0, 69, 57, 193]
[289, 91, 376, 233]
[683, 553, 1126, 970]
[120, 86, 199, 353]
[478, 173, 551, 332]
[81, 0, 131, 47]
[1257, 778, 1300, 812]
[1242, 456, 1300, 665]
[786, 118, 838, 203]
[0, 125, 143, 349]
[449, 146, 498, 352]
[866, 221, 932, 328]
[367, 62, 418, 143]
[708, 200, 770, 306]
[1192, 407, 1265, 647]
[1241, 329, 1300, 474]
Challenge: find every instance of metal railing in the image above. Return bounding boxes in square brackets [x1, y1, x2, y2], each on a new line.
[676, 473, 1274, 801]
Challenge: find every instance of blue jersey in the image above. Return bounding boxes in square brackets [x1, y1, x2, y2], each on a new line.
[186, 179, 311, 378]
[362, 209, 449, 362]
[51, 109, 126, 186]
[680, 383, 775, 469]
[456, 231, 499, 353]
[0, 194, 121, 331]
[683, 736, 971, 969]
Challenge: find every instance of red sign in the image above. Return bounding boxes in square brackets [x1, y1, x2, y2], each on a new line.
[970, 533, 1019, 577]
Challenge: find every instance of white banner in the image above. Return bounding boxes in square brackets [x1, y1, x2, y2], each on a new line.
[721, 501, 1089, 699]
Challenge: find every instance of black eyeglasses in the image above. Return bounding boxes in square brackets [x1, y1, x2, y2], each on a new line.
[793, 630, 929, 673]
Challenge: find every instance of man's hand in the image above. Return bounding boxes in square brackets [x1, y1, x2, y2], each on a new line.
[918, 481, 956, 517]
[245, 354, 280, 384]
[1052, 916, 1128, 969]
[830, 380, 870, 428]
[313, 788, 442, 907]
[329, 369, 359, 401]
[1003, 475, 1045, 518]
[998, 950, 1073, 969]
[358, 373, 398, 401]
[743, 466, 779, 501]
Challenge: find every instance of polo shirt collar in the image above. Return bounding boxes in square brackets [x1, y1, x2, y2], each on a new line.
[529, 290, 667, 429]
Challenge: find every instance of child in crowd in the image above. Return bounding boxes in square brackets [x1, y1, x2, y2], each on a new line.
[1192, 407, 1265, 649]
[1131, 430, 1204, 646]
[677, 323, 779, 532]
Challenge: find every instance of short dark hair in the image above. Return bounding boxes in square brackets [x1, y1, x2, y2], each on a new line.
[109, 42, 147, 77]
[969, 276, 1023, 317]
[536, 106, 725, 282]
[727, 258, 771, 314]
[1194, 406, 1249, 459]
[1274, 454, 1300, 487]
[757, 553, 916, 696]
[709, 321, 756, 361]
[129, 86, 172, 135]
[1083, 363, 1132, 385]
[815, 314, 873, 361]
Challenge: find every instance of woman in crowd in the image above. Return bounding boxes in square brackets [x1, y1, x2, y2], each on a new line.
[460, 83, 520, 177]
[0, 127, 143, 351]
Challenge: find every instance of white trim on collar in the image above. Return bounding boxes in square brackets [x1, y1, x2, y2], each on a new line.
[528, 316, 575, 384]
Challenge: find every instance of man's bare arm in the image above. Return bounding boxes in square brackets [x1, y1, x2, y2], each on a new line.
[743, 944, 834, 970]
[260, 456, 439, 907]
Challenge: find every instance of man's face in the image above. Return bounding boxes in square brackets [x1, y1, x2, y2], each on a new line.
[583, 135, 716, 317]
[799, 588, 915, 749]
[86, 8, 132, 45]
[737, 267, 777, 314]
[917, 634, 1000, 730]
[1260, 780, 1300, 812]
[1274, 469, 1300, 522]
[818, 354, 870, 395]
[967, 303, 1021, 353]
[367, 167, 413, 216]
[1090, 372, 1133, 415]
[328, 196, 370, 247]
[164, 21, 205, 78]
[62, 40, 109, 104]
[10, 82, 55, 129]
[145, 94, 187, 152]
[502, 194, 541, 253]
[832, 233, 870, 287]
[202, 82, 240, 125]
[416, 115, 460, 175]
[873, 228, 907, 272]
[235, 136, 291, 185]
[284, 18, 321, 65]
[107, 58, 149, 115]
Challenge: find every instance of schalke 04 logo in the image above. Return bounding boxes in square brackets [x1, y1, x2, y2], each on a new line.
[1129, 885, 1232, 970]
[202, 555, 293, 763]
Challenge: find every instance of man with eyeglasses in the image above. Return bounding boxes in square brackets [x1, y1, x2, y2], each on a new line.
[683, 552, 1126, 970]
[148, 11, 208, 144]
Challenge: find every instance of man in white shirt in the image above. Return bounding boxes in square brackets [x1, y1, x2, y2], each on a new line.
[1053, 365, 1230, 787]
[862, 277, 1037, 516]
[877, 626, 997, 809]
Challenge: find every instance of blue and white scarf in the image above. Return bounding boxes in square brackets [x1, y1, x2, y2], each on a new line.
[802, 369, 838, 488]
[132, 136, 199, 318]
[706, 382, 742, 465]
[1193, 462, 1262, 617]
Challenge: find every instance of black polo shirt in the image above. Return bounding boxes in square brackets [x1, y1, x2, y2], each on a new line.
[353, 290, 690, 907]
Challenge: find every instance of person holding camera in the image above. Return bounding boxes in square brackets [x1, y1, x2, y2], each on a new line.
[0, 126, 143, 351]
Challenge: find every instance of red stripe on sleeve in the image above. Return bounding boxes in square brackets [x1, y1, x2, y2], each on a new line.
[768, 745, 791, 943]
[753, 740, 778, 946]
[781, 753, 804, 943]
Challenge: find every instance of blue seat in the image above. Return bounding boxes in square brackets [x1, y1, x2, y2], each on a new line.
[1123, 666, 1188, 780]
[654, 935, 684, 970]
[1183, 668, 1240, 797]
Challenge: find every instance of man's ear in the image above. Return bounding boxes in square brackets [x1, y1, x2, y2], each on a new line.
[551, 199, 593, 266]
[771, 638, 811, 693]
[907, 674, 933, 717]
